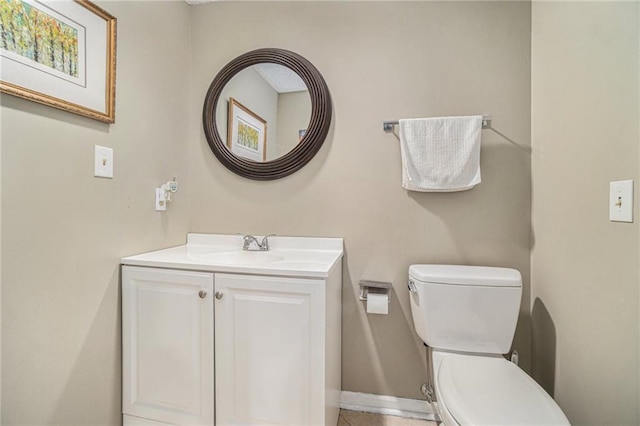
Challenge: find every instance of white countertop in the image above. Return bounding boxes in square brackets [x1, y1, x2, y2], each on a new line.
[121, 233, 344, 278]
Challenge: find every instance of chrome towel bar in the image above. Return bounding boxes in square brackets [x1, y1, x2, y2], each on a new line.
[383, 116, 492, 133]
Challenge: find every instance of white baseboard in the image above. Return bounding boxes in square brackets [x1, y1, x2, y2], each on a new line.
[340, 391, 438, 421]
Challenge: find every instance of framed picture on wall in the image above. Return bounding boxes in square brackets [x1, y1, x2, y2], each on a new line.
[0, 0, 117, 123]
[227, 97, 267, 162]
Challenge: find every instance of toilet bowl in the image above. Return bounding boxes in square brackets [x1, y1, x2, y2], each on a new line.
[408, 265, 570, 426]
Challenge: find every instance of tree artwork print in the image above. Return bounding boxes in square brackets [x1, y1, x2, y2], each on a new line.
[237, 119, 260, 152]
[0, 0, 79, 78]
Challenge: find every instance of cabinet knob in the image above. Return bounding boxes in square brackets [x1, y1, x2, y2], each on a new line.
[198, 290, 207, 299]
[215, 291, 224, 300]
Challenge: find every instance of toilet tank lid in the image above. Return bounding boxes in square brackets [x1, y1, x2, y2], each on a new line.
[409, 264, 522, 287]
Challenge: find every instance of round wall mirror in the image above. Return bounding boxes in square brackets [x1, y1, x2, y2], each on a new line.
[202, 49, 332, 180]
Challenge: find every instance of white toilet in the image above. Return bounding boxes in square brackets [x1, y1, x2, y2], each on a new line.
[408, 264, 570, 426]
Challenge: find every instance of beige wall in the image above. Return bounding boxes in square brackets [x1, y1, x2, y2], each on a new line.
[277, 90, 312, 156]
[190, 1, 532, 398]
[531, 2, 640, 425]
[0, 1, 191, 424]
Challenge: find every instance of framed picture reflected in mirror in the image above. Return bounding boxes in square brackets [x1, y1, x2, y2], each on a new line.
[227, 97, 267, 162]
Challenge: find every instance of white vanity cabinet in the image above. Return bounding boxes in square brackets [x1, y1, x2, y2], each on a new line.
[122, 266, 215, 426]
[121, 233, 343, 426]
[215, 273, 340, 426]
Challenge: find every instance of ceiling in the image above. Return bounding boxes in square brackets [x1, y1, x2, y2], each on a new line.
[254, 64, 307, 94]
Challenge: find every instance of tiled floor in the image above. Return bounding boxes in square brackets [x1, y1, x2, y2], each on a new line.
[338, 409, 438, 426]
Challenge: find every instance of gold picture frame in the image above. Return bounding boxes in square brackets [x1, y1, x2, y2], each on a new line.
[227, 97, 267, 162]
[0, 0, 117, 123]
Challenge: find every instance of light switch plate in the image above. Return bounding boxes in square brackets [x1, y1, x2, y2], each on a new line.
[94, 145, 113, 178]
[609, 180, 633, 222]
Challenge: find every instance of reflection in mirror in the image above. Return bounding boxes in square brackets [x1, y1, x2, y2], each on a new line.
[202, 48, 332, 180]
[215, 64, 311, 162]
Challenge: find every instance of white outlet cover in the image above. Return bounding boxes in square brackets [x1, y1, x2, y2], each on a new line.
[609, 180, 633, 223]
[94, 145, 114, 178]
[155, 188, 167, 211]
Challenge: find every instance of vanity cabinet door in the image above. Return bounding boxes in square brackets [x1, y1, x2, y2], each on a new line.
[122, 266, 214, 425]
[214, 273, 325, 426]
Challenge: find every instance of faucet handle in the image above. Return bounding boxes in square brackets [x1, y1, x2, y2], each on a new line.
[240, 234, 258, 250]
[260, 234, 276, 250]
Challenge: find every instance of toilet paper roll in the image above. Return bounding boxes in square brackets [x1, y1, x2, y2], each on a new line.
[366, 292, 388, 315]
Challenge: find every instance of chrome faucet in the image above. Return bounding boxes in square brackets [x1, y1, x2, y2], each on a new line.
[242, 234, 275, 251]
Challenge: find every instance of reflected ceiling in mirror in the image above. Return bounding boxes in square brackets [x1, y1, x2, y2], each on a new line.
[215, 64, 311, 162]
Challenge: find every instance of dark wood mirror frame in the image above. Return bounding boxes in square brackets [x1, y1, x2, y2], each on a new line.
[202, 48, 332, 180]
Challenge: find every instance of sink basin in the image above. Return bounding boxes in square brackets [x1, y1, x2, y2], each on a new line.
[193, 250, 285, 265]
[123, 234, 344, 278]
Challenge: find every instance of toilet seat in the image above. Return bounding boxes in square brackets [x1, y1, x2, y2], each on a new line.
[436, 355, 570, 426]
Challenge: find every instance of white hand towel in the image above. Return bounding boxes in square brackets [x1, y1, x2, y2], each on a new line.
[399, 116, 482, 192]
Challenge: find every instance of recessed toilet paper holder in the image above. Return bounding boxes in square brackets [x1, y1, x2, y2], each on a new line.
[359, 280, 392, 303]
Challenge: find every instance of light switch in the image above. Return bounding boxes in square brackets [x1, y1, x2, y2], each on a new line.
[609, 180, 633, 222]
[94, 145, 113, 178]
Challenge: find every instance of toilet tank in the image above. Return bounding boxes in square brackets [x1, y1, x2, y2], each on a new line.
[409, 265, 522, 355]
